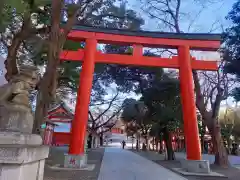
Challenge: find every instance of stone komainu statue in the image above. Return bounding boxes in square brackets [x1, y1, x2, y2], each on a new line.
[0, 65, 39, 133]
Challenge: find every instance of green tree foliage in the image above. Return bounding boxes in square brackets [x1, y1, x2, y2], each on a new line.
[224, 1, 240, 101]
[219, 107, 240, 146]
[0, 0, 51, 79]
[94, 2, 168, 96]
[0, 0, 28, 32]
[122, 99, 150, 136]
[122, 98, 150, 150]
[34, 0, 122, 133]
[219, 108, 235, 147]
[31, 0, 145, 101]
[121, 72, 182, 159]
[143, 75, 182, 160]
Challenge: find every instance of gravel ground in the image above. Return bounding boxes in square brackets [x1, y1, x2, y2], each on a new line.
[44, 147, 105, 180]
[130, 149, 240, 180]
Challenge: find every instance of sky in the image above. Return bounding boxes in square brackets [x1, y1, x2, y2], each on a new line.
[125, 0, 238, 108]
[129, 0, 235, 33]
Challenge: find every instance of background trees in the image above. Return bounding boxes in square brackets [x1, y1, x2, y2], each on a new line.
[143, 75, 182, 160]
[137, 0, 230, 167]
[224, 1, 240, 101]
[121, 72, 182, 160]
[122, 98, 149, 150]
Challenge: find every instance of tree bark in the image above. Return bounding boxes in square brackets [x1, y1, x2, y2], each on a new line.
[145, 135, 148, 150]
[201, 123, 206, 153]
[163, 128, 175, 160]
[33, 0, 79, 132]
[159, 136, 163, 154]
[227, 137, 231, 154]
[193, 71, 228, 167]
[100, 133, 103, 146]
[88, 134, 92, 149]
[155, 138, 157, 151]
[136, 133, 140, 150]
[33, 0, 63, 133]
[152, 137, 155, 151]
[201, 134, 205, 153]
[132, 139, 134, 149]
[5, 12, 31, 81]
[208, 120, 229, 167]
[32, 91, 45, 134]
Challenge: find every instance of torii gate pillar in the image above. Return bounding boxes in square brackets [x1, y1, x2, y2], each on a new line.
[69, 39, 96, 155]
[178, 46, 201, 160]
[64, 39, 96, 168]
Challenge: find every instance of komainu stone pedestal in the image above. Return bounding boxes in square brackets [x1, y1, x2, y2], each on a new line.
[173, 158, 224, 177]
[0, 65, 49, 179]
[63, 132, 90, 169]
[64, 153, 88, 168]
[180, 159, 210, 173]
[0, 133, 49, 180]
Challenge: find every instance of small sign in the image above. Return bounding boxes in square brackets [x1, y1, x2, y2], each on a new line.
[69, 158, 76, 165]
[64, 154, 81, 168]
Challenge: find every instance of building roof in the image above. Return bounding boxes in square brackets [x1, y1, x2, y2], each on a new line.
[48, 102, 74, 116]
[47, 102, 74, 123]
[47, 102, 96, 134]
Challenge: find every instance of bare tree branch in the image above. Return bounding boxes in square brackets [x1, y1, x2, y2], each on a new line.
[93, 92, 119, 122]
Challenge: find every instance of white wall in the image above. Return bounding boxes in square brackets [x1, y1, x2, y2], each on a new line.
[0, 56, 7, 85]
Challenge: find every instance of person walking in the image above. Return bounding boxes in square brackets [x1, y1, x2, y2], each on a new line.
[122, 140, 126, 149]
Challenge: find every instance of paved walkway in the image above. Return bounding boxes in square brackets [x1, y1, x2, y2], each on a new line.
[97, 147, 187, 180]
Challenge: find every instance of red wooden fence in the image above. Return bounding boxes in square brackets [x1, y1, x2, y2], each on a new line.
[53, 132, 71, 146]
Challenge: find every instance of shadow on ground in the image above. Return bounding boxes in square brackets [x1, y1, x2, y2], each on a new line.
[44, 147, 104, 180]
[130, 149, 240, 180]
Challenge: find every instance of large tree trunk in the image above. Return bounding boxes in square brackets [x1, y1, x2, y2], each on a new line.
[32, 91, 46, 134]
[201, 123, 206, 153]
[156, 139, 159, 152]
[158, 136, 163, 154]
[227, 137, 231, 155]
[152, 137, 156, 151]
[163, 128, 175, 160]
[5, 13, 31, 81]
[33, 0, 79, 133]
[193, 71, 228, 167]
[33, 71, 59, 133]
[136, 133, 140, 150]
[33, 0, 62, 132]
[208, 120, 228, 167]
[145, 135, 148, 150]
[100, 133, 103, 146]
[88, 134, 92, 149]
[131, 140, 134, 149]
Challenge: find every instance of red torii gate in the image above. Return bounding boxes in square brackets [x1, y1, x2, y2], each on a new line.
[60, 26, 220, 161]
